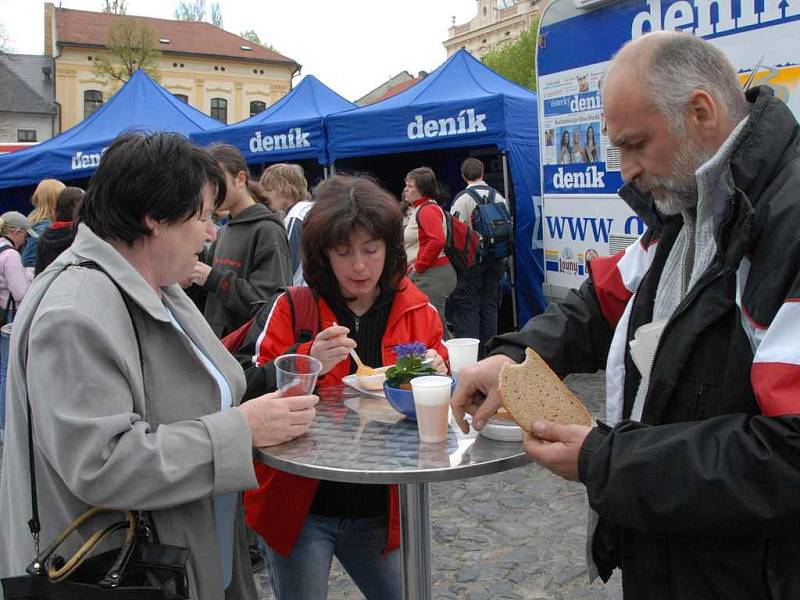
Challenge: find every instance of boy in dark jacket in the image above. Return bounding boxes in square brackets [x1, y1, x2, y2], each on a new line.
[187, 145, 291, 337]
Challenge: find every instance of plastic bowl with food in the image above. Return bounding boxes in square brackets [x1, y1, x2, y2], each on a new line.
[356, 366, 391, 390]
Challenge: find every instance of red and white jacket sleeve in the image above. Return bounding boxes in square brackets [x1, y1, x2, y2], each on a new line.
[740, 258, 800, 416]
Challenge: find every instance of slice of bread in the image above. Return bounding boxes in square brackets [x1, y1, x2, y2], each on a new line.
[498, 348, 592, 431]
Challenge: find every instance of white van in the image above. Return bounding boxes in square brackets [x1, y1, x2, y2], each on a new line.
[536, 0, 800, 299]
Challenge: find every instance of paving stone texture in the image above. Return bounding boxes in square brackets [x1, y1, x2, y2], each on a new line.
[0, 371, 623, 599]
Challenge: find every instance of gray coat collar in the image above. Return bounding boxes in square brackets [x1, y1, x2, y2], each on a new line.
[69, 224, 174, 323]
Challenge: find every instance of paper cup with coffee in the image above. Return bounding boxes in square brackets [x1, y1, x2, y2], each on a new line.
[410, 375, 453, 443]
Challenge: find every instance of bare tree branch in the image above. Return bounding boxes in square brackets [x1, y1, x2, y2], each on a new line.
[94, 17, 160, 84]
[174, 0, 206, 21]
[102, 0, 127, 14]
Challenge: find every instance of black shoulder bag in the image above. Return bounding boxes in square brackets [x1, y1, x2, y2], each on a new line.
[1, 261, 191, 600]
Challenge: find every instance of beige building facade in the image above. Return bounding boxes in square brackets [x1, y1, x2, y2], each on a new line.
[444, 0, 542, 59]
[44, 3, 299, 131]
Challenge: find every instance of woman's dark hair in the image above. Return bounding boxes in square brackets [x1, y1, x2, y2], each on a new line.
[433, 181, 451, 208]
[302, 175, 407, 303]
[207, 143, 270, 205]
[55, 187, 84, 221]
[406, 167, 438, 198]
[78, 132, 225, 245]
[560, 130, 571, 149]
[586, 125, 596, 145]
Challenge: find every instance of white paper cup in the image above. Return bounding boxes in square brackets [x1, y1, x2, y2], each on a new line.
[410, 375, 453, 443]
[274, 354, 322, 396]
[444, 338, 480, 376]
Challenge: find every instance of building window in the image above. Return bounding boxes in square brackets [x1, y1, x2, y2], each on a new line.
[174, 94, 189, 103]
[84, 89, 103, 119]
[210, 97, 228, 123]
[17, 129, 37, 142]
[250, 100, 266, 117]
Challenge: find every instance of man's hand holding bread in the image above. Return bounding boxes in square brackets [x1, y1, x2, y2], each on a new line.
[450, 348, 593, 481]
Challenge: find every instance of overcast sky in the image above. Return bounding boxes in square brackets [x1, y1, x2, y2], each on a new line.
[0, 0, 479, 100]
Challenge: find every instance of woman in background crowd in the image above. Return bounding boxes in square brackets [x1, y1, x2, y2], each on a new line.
[34, 186, 84, 275]
[402, 166, 456, 334]
[246, 174, 447, 600]
[187, 144, 291, 337]
[22, 178, 65, 269]
[0, 132, 317, 599]
[261, 163, 313, 286]
[0, 211, 36, 324]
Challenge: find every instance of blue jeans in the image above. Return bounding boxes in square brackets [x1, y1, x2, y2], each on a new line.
[259, 514, 402, 600]
[450, 259, 506, 358]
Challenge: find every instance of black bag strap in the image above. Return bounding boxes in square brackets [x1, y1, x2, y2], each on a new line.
[284, 286, 320, 344]
[23, 260, 144, 571]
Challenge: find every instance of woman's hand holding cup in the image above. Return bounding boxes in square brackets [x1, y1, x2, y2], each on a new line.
[239, 390, 318, 447]
[310, 325, 356, 374]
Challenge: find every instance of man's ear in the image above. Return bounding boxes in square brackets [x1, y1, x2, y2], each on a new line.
[686, 89, 722, 145]
[143, 214, 159, 236]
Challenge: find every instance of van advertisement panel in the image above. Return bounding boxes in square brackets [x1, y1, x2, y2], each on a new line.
[543, 196, 644, 289]
[538, 0, 800, 292]
[539, 62, 623, 196]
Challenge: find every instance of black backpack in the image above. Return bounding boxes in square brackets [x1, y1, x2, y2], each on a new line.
[463, 186, 514, 260]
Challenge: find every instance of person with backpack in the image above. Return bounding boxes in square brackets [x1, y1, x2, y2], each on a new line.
[450, 157, 513, 358]
[244, 175, 448, 600]
[187, 144, 292, 338]
[402, 166, 457, 334]
[0, 212, 36, 325]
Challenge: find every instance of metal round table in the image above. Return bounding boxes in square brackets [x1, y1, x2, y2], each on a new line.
[256, 386, 531, 600]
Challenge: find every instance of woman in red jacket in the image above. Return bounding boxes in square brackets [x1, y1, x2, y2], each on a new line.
[402, 166, 457, 334]
[246, 175, 448, 600]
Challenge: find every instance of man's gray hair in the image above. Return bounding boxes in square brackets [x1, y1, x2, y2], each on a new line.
[640, 33, 748, 132]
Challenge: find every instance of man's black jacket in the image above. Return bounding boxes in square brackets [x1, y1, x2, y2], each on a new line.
[491, 87, 800, 599]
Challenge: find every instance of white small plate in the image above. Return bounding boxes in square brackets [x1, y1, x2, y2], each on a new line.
[465, 414, 523, 442]
[480, 422, 524, 442]
[342, 374, 386, 398]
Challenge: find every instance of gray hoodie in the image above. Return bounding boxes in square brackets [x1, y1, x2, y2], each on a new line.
[203, 203, 291, 337]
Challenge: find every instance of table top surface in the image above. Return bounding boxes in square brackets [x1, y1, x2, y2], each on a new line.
[256, 386, 530, 484]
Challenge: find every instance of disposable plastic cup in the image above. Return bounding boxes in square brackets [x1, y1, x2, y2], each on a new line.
[274, 354, 322, 396]
[444, 338, 480, 376]
[410, 375, 453, 443]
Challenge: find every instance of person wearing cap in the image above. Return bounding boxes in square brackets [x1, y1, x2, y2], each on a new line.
[0, 211, 36, 324]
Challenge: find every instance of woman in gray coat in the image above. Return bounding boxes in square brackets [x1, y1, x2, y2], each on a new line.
[0, 132, 318, 599]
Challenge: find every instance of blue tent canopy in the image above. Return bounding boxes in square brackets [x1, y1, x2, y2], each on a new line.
[326, 49, 545, 323]
[0, 69, 221, 190]
[191, 75, 355, 165]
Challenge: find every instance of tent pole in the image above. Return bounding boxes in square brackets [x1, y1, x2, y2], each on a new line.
[501, 152, 518, 331]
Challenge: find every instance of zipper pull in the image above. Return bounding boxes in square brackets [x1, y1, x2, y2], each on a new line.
[354, 316, 360, 335]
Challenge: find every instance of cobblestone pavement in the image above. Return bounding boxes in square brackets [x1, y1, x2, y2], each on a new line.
[0, 372, 623, 600]
[254, 371, 624, 600]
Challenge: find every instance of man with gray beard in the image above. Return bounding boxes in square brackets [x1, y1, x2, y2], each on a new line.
[451, 31, 800, 599]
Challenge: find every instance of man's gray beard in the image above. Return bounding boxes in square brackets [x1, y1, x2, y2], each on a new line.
[636, 135, 712, 217]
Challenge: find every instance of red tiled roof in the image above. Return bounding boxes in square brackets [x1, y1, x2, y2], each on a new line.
[373, 77, 421, 103]
[54, 7, 298, 66]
